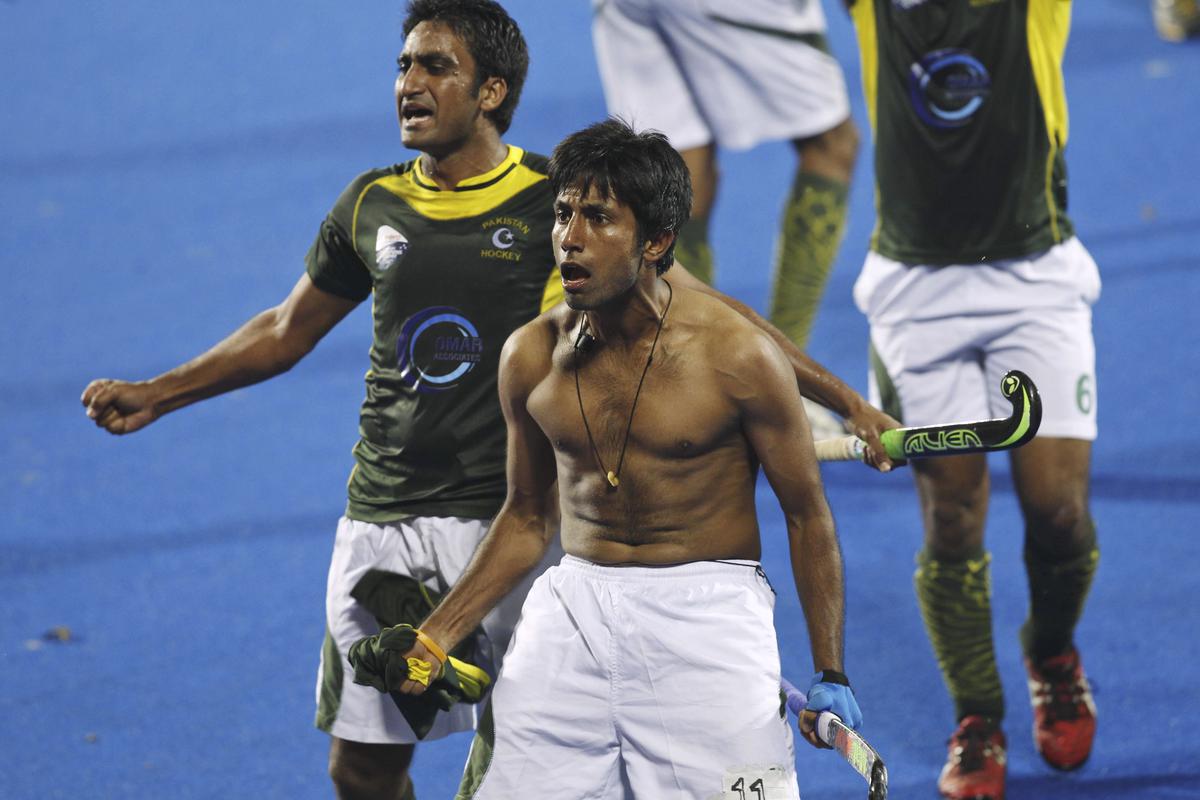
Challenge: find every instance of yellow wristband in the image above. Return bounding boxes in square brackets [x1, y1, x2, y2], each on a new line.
[413, 628, 447, 666]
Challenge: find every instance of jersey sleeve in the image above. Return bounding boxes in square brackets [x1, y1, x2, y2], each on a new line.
[304, 173, 378, 302]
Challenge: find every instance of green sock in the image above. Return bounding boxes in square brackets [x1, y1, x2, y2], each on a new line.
[914, 549, 1006, 721]
[674, 216, 715, 285]
[769, 171, 849, 348]
[1020, 518, 1100, 662]
[401, 777, 416, 800]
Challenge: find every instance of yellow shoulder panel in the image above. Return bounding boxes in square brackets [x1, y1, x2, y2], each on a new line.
[850, 0, 881, 136]
[540, 267, 564, 313]
[355, 146, 548, 225]
[1027, 0, 1071, 147]
[850, 0, 883, 252]
[1027, 0, 1072, 242]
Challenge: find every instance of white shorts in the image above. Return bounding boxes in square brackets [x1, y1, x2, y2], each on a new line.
[591, 0, 850, 151]
[465, 556, 800, 800]
[853, 237, 1101, 440]
[315, 515, 561, 744]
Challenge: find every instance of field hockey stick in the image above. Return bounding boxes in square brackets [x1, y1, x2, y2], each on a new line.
[814, 369, 1042, 462]
[782, 677, 888, 800]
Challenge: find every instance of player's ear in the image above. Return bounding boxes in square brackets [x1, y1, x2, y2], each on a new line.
[642, 229, 675, 266]
[478, 76, 508, 114]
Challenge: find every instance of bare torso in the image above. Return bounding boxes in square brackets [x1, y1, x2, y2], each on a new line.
[526, 284, 770, 565]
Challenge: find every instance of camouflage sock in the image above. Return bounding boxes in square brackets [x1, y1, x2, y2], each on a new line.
[768, 171, 849, 348]
[1020, 518, 1100, 662]
[674, 216, 715, 285]
[915, 549, 1006, 721]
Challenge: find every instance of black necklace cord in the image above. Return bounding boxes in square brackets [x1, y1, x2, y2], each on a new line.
[573, 279, 673, 490]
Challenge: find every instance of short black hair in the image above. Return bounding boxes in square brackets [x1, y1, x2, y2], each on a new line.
[402, 0, 529, 134]
[548, 119, 692, 275]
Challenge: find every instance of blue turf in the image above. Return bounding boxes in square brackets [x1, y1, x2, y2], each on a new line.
[2, 1, 1198, 797]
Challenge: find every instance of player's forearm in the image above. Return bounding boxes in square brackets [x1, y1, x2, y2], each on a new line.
[788, 355, 874, 421]
[419, 508, 550, 652]
[144, 308, 314, 416]
[737, 313, 865, 417]
[788, 511, 847, 672]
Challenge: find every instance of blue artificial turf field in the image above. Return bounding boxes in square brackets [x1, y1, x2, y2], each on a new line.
[2, 1, 1198, 797]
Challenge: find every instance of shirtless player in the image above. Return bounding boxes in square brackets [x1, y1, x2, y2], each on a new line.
[372, 119, 862, 799]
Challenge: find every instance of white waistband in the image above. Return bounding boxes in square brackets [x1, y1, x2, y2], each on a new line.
[558, 554, 765, 584]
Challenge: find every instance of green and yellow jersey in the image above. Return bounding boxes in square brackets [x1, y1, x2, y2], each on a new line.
[849, 0, 1075, 264]
[306, 146, 562, 523]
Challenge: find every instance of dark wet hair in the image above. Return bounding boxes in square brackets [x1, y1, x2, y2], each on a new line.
[548, 118, 692, 275]
[403, 0, 529, 134]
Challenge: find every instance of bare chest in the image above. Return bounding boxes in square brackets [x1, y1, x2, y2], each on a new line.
[528, 342, 738, 469]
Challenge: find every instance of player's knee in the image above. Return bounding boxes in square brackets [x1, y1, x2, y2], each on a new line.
[328, 739, 411, 800]
[925, 497, 986, 556]
[827, 119, 861, 166]
[328, 759, 400, 800]
[1025, 497, 1092, 553]
[797, 119, 859, 178]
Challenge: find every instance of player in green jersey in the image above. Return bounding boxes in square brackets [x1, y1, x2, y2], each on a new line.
[82, 2, 896, 797]
[846, 1, 1101, 798]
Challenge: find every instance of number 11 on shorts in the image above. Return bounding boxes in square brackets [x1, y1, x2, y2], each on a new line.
[719, 764, 792, 800]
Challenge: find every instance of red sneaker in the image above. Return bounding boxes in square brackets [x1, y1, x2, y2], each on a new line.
[1025, 648, 1097, 770]
[937, 715, 1006, 800]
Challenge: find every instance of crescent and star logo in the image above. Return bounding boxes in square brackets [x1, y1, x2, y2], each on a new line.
[481, 216, 528, 261]
[491, 227, 515, 249]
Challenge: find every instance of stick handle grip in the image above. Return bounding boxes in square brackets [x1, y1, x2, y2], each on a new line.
[813, 435, 866, 462]
[781, 677, 838, 745]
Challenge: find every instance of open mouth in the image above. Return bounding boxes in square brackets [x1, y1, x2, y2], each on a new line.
[560, 262, 591, 290]
[402, 105, 433, 125]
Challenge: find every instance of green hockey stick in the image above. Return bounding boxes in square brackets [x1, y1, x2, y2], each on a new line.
[814, 369, 1042, 462]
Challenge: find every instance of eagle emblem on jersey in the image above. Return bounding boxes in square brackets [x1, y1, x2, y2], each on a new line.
[375, 225, 410, 272]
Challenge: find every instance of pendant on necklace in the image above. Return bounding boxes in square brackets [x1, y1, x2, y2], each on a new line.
[606, 471, 620, 488]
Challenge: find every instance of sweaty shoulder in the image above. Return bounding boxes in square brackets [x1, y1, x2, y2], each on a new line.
[677, 286, 790, 395]
[681, 285, 767, 350]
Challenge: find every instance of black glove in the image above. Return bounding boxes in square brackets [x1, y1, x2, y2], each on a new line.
[348, 624, 491, 739]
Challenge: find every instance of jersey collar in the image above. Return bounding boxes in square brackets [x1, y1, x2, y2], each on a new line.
[412, 146, 525, 192]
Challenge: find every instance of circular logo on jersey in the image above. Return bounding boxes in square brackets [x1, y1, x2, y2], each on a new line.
[908, 49, 991, 129]
[395, 306, 484, 393]
[491, 227, 515, 249]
